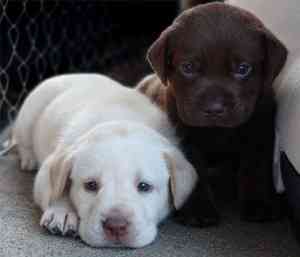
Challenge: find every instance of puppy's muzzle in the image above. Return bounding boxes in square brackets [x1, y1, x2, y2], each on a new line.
[202, 100, 226, 116]
[200, 95, 231, 118]
[180, 87, 242, 127]
[102, 208, 131, 241]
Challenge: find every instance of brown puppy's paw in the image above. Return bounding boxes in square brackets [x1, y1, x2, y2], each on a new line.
[174, 204, 220, 227]
[241, 195, 287, 222]
[290, 213, 300, 243]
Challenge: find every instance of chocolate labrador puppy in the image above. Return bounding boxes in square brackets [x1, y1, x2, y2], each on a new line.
[137, 3, 287, 226]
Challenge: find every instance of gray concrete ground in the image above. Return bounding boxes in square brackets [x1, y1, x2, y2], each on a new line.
[0, 151, 300, 257]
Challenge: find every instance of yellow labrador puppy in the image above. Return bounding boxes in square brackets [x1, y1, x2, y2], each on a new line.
[11, 74, 198, 248]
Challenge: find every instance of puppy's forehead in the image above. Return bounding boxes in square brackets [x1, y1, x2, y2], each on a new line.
[176, 3, 264, 32]
[71, 134, 170, 182]
[171, 3, 264, 61]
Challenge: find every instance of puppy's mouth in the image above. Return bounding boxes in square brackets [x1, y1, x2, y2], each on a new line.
[102, 225, 144, 248]
[103, 232, 145, 249]
[178, 104, 249, 128]
[104, 231, 129, 244]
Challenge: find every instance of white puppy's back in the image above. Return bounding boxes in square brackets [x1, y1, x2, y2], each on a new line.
[11, 73, 199, 248]
[14, 74, 176, 164]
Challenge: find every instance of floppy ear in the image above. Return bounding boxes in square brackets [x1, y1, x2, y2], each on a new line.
[48, 148, 73, 202]
[163, 150, 198, 210]
[147, 25, 176, 85]
[34, 145, 73, 210]
[260, 27, 288, 90]
[38, 146, 73, 207]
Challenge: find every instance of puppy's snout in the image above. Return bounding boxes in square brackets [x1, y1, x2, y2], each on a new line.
[102, 208, 131, 239]
[103, 217, 129, 237]
[203, 101, 225, 115]
[199, 88, 234, 116]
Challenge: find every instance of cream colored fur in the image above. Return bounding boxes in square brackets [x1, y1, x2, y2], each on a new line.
[12, 74, 198, 248]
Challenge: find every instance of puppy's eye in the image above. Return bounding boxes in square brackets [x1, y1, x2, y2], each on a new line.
[234, 62, 252, 79]
[179, 61, 196, 77]
[84, 180, 99, 193]
[137, 182, 153, 193]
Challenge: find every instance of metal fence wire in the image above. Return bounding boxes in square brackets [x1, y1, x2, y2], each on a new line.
[0, 0, 178, 129]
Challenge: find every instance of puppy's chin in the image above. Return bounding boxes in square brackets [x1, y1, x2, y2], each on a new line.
[79, 220, 157, 248]
[181, 116, 243, 128]
[178, 107, 252, 128]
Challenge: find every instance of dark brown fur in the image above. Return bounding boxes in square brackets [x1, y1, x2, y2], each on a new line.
[181, 0, 223, 10]
[140, 3, 288, 226]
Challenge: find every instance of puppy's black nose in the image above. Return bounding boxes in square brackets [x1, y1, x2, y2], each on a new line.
[203, 102, 225, 115]
[103, 217, 129, 238]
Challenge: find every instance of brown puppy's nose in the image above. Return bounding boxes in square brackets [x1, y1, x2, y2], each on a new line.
[102, 216, 129, 238]
[203, 102, 225, 115]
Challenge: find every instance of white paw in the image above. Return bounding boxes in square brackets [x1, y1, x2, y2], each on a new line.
[40, 206, 79, 237]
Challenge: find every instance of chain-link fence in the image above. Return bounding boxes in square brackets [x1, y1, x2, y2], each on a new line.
[0, 0, 178, 129]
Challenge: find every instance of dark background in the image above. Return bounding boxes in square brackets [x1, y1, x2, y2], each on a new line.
[0, 0, 220, 128]
[0, 1, 180, 128]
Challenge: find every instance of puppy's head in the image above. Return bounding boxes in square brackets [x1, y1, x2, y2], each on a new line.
[148, 3, 287, 127]
[46, 121, 197, 248]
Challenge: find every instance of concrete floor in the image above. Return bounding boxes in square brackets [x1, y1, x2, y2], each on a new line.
[0, 152, 299, 257]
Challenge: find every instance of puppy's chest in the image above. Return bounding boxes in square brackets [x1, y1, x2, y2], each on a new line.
[183, 127, 241, 154]
[180, 127, 242, 172]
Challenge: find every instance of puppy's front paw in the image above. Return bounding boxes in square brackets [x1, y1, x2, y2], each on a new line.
[40, 207, 79, 237]
[241, 196, 286, 222]
[174, 204, 220, 227]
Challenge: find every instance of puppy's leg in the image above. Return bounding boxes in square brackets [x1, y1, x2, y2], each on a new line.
[174, 143, 220, 227]
[238, 109, 286, 222]
[174, 178, 220, 227]
[238, 156, 286, 222]
[18, 145, 37, 171]
[13, 120, 37, 171]
[34, 155, 79, 237]
[13, 77, 69, 171]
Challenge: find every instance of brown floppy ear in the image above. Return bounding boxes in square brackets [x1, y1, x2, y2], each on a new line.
[163, 150, 198, 210]
[147, 25, 176, 85]
[261, 27, 288, 89]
